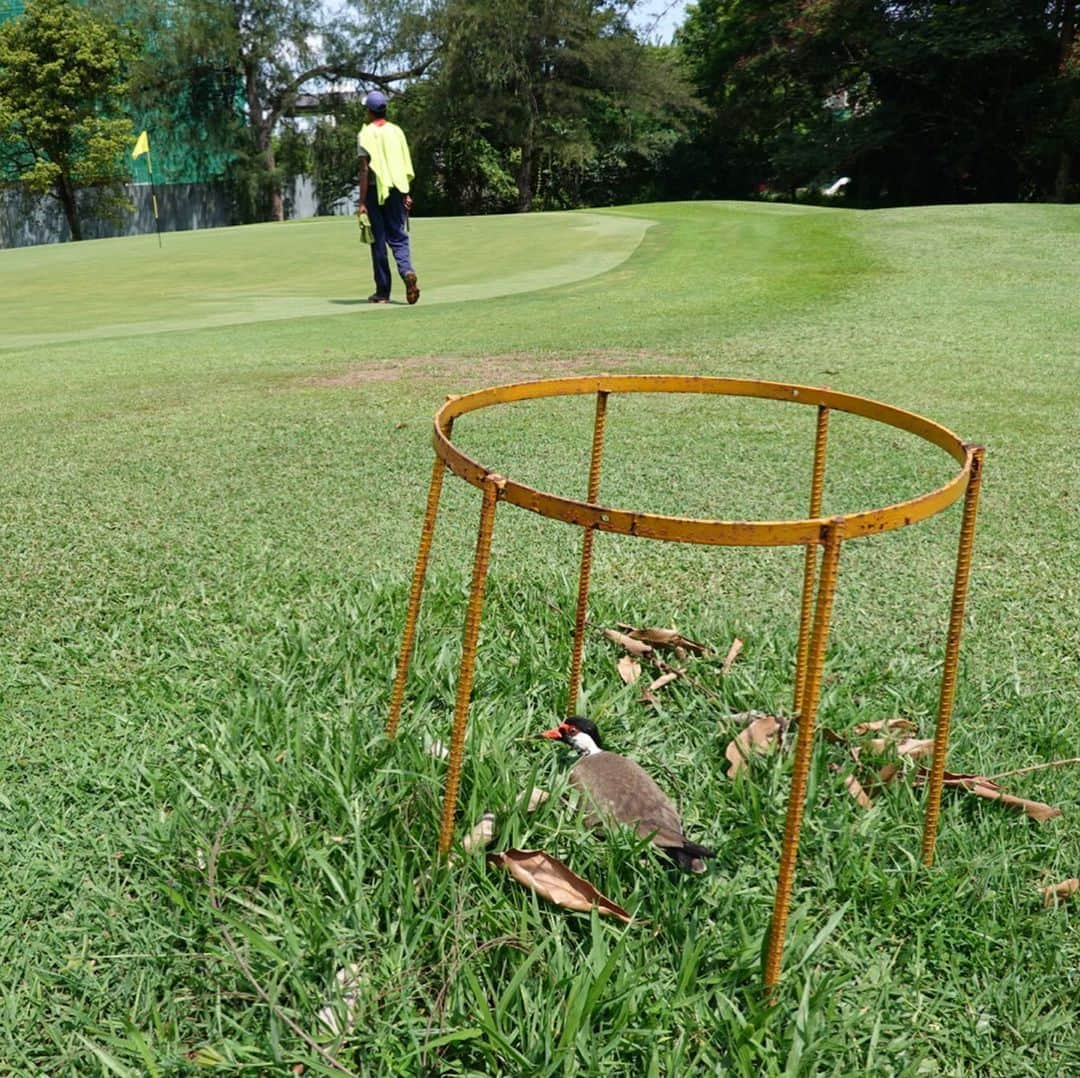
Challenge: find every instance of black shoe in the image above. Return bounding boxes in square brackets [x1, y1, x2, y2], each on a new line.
[403, 272, 420, 305]
[368, 293, 390, 304]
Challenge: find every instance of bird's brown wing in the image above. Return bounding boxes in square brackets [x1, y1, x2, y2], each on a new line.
[570, 753, 686, 848]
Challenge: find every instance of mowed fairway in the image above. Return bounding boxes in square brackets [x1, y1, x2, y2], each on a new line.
[1, 202, 1078, 1073]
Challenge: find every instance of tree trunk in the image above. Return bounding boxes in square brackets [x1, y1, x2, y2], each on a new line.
[245, 60, 284, 222]
[1054, 2, 1077, 201]
[265, 136, 284, 221]
[56, 174, 82, 241]
[516, 137, 534, 212]
[1054, 150, 1073, 202]
[249, 117, 284, 222]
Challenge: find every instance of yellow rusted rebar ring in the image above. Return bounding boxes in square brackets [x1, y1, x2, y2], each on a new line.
[388, 373, 984, 994]
[433, 376, 975, 545]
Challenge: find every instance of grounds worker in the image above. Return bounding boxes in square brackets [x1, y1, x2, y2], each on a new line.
[357, 90, 420, 305]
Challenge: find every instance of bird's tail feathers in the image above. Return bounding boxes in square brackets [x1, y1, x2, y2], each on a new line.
[670, 841, 717, 873]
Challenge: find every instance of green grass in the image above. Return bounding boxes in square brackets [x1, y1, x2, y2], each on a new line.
[1, 201, 1078, 1074]
[0, 211, 649, 347]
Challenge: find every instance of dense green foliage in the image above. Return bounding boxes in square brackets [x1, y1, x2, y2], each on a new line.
[1, 201, 1078, 1070]
[93, 0, 245, 187]
[3, 0, 1077, 229]
[401, 0, 694, 213]
[678, 0, 1080, 203]
[0, 0, 134, 239]
[92, 0, 432, 223]
[288, 0, 1080, 210]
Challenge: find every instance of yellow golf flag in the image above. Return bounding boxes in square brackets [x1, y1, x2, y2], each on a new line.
[132, 130, 150, 159]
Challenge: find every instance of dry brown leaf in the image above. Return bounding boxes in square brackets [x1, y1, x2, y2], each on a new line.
[641, 670, 680, 708]
[1041, 878, 1079, 907]
[918, 770, 1064, 823]
[829, 760, 874, 808]
[617, 655, 642, 684]
[603, 628, 653, 658]
[720, 638, 744, 675]
[676, 636, 709, 655]
[866, 736, 934, 758]
[487, 849, 632, 922]
[730, 709, 772, 726]
[462, 812, 497, 853]
[629, 627, 682, 647]
[896, 738, 935, 759]
[844, 772, 873, 809]
[726, 714, 782, 778]
[852, 718, 917, 737]
[646, 671, 680, 693]
[628, 627, 710, 655]
[524, 787, 550, 812]
[877, 762, 901, 786]
[965, 782, 1063, 822]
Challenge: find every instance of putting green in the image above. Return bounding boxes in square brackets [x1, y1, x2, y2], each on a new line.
[0, 210, 652, 348]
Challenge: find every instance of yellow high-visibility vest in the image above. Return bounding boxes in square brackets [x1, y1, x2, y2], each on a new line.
[358, 121, 414, 204]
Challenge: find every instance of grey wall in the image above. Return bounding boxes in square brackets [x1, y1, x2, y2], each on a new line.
[285, 176, 358, 220]
[0, 182, 230, 249]
[1, 177, 356, 249]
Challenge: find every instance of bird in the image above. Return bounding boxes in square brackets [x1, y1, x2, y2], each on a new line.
[822, 176, 851, 197]
[538, 715, 716, 873]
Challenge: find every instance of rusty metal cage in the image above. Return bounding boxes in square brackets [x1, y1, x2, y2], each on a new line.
[386, 375, 984, 989]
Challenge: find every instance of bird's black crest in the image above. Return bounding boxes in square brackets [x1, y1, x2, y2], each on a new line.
[566, 715, 604, 750]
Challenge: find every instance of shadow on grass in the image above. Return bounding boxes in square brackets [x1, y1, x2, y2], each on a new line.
[329, 298, 409, 306]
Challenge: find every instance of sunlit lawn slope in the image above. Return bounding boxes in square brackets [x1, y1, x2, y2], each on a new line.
[1, 201, 1077, 1073]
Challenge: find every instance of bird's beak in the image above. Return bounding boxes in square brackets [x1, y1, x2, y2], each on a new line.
[538, 727, 564, 740]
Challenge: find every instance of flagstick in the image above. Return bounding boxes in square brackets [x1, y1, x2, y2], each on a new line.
[146, 148, 162, 248]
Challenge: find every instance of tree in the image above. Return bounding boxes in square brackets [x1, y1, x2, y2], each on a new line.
[112, 0, 435, 223]
[0, 0, 135, 240]
[413, 0, 697, 213]
[679, 0, 1080, 204]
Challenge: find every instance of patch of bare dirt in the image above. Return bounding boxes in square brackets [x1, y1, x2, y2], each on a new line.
[303, 349, 665, 389]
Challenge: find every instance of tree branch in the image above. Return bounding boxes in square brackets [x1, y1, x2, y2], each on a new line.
[279, 55, 436, 103]
[266, 55, 437, 131]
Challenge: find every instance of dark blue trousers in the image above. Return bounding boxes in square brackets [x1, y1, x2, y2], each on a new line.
[364, 186, 414, 299]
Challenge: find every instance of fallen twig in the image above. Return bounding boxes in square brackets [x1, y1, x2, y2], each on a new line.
[985, 757, 1080, 781]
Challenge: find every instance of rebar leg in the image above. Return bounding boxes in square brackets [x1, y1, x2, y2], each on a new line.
[566, 391, 609, 716]
[793, 405, 830, 716]
[437, 474, 502, 857]
[386, 453, 449, 739]
[765, 519, 844, 991]
[921, 447, 985, 866]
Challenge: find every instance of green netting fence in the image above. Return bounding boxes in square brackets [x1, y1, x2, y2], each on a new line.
[1, 0, 234, 186]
